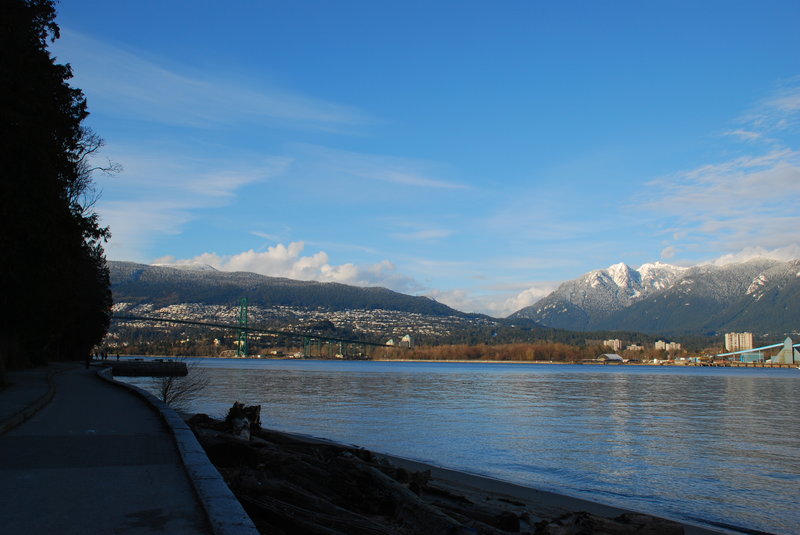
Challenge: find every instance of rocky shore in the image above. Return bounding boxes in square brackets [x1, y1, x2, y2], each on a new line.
[187, 404, 705, 535]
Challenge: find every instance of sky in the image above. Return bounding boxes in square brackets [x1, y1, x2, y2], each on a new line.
[51, 1, 800, 317]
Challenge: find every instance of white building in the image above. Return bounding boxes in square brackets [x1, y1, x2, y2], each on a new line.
[603, 339, 623, 351]
[725, 332, 754, 352]
[655, 340, 681, 352]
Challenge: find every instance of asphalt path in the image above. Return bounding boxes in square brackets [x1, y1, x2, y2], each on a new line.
[0, 364, 211, 534]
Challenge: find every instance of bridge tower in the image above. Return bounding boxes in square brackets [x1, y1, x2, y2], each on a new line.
[236, 298, 248, 357]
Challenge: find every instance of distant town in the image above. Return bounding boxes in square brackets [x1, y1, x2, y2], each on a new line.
[599, 331, 799, 366]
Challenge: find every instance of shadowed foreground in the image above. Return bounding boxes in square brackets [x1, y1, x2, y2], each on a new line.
[0, 365, 210, 534]
[190, 410, 719, 535]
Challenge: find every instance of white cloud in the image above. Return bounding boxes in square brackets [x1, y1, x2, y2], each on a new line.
[426, 282, 557, 317]
[642, 81, 800, 264]
[645, 149, 800, 253]
[660, 246, 677, 259]
[496, 285, 557, 316]
[158, 242, 422, 293]
[424, 288, 475, 313]
[710, 244, 800, 265]
[54, 30, 370, 131]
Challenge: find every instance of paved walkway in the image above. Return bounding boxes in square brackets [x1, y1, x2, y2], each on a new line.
[0, 363, 211, 534]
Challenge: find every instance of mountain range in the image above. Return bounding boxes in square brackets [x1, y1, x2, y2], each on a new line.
[109, 258, 799, 340]
[109, 261, 471, 318]
[509, 258, 800, 336]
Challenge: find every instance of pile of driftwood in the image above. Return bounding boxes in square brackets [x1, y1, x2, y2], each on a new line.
[188, 403, 683, 535]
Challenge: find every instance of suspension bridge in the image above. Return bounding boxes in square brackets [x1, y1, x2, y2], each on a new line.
[111, 298, 394, 359]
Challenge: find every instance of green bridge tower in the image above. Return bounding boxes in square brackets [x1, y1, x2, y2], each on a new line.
[236, 297, 248, 357]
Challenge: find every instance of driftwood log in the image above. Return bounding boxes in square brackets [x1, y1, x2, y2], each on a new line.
[188, 404, 685, 535]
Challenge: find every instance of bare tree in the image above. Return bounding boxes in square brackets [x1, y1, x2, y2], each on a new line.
[70, 127, 122, 217]
[152, 360, 209, 411]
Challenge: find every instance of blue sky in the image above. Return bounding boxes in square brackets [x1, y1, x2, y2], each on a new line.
[52, 1, 800, 316]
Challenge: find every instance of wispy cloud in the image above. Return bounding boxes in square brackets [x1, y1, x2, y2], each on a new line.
[723, 129, 762, 142]
[739, 80, 800, 135]
[393, 229, 454, 240]
[96, 146, 290, 260]
[645, 149, 800, 256]
[648, 81, 800, 263]
[100, 199, 193, 259]
[54, 30, 370, 132]
[289, 144, 469, 190]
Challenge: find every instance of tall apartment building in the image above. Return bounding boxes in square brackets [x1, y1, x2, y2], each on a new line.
[603, 339, 623, 351]
[725, 332, 754, 352]
[655, 340, 682, 352]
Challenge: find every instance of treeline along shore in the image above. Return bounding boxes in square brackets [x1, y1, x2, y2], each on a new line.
[378, 343, 611, 362]
[110, 340, 708, 363]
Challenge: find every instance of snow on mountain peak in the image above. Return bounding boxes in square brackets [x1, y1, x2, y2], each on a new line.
[636, 262, 686, 290]
[607, 262, 633, 288]
[152, 263, 218, 272]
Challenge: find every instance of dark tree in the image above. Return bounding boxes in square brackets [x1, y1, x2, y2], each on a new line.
[1, 0, 114, 382]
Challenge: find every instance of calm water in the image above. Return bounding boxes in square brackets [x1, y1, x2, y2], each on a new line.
[126, 359, 800, 534]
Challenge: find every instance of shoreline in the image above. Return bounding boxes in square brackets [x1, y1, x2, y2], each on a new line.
[379, 454, 729, 535]
[116, 354, 798, 368]
[271, 429, 728, 535]
[191, 417, 728, 535]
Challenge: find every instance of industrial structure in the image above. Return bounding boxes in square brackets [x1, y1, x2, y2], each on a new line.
[716, 337, 799, 364]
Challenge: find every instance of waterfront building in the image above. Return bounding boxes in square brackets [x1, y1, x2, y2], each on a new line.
[739, 351, 764, 363]
[603, 339, 623, 351]
[399, 334, 413, 348]
[725, 332, 754, 352]
[626, 344, 644, 351]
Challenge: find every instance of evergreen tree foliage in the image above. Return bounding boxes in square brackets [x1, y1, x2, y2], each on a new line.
[1, 0, 113, 380]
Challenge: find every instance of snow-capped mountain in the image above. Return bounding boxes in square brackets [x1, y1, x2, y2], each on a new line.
[510, 261, 687, 330]
[509, 258, 800, 335]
